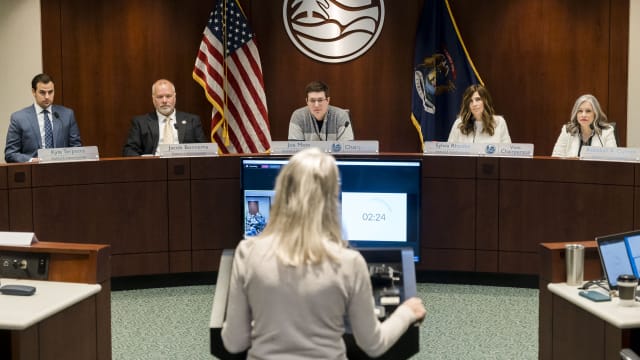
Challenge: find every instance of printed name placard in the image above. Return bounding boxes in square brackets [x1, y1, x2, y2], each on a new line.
[271, 141, 379, 155]
[487, 143, 534, 157]
[0, 231, 38, 246]
[580, 146, 640, 162]
[38, 146, 99, 163]
[424, 142, 534, 157]
[423, 142, 485, 156]
[157, 143, 218, 158]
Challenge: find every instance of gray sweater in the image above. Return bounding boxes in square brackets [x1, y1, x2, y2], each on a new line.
[222, 237, 417, 359]
[288, 105, 354, 141]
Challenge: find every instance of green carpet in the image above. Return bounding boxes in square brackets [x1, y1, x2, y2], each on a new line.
[112, 282, 538, 359]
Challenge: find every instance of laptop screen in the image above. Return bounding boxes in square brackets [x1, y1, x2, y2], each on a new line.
[596, 231, 640, 288]
[625, 234, 640, 277]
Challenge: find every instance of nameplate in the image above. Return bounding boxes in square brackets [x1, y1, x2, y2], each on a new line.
[485, 143, 534, 158]
[424, 142, 534, 157]
[580, 146, 640, 162]
[271, 141, 379, 155]
[38, 146, 99, 163]
[423, 142, 485, 156]
[0, 231, 38, 246]
[157, 143, 218, 158]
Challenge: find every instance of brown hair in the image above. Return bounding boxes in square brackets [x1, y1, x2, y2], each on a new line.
[457, 84, 497, 136]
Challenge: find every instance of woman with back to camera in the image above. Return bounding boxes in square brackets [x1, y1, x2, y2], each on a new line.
[551, 94, 617, 157]
[221, 148, 426, 359]
[447, 84, 512, 143]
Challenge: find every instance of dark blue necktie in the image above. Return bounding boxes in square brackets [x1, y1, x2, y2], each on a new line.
[44, 110, 54, 148]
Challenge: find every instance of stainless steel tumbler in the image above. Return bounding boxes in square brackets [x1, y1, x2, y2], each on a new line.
[565, 244, 584, 286]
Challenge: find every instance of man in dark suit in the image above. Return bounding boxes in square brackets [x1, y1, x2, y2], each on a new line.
[123, 79, 207, 156]
[5, 73, 83, 163]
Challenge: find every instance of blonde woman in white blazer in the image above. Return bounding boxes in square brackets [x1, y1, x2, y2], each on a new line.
[552, 94, 617, 157]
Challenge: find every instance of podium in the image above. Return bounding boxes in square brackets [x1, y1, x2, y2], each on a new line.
[209, 248, 419, 359]
[0, 242, 110, 360]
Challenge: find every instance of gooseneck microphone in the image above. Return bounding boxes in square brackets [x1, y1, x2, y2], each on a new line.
[53, 111, 60, 119]
[336, 120, 351, 140]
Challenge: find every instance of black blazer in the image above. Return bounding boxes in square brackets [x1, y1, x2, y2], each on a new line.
[123, 111, 207, 156]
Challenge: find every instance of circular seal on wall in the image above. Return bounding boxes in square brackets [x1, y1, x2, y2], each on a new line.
[283, 0, 385, 64]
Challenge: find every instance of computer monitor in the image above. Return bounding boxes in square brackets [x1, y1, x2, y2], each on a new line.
[240, 157, 422, 261]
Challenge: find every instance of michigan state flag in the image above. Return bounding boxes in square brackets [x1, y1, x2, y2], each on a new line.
[411, 0, 483, 147]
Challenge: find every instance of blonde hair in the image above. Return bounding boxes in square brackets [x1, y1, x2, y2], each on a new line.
[258, 148, 345, 266]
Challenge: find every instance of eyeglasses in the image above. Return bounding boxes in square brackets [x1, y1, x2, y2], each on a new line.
[307, 98, 327, 105]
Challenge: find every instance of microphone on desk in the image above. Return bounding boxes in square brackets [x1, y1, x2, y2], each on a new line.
[336, 121, 351, 140]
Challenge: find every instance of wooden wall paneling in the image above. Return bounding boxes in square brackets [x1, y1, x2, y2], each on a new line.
[500, 157, 635, 185]
[421, 156, 477, 271]
[0, 166, 8, 231]
[8, 185, 33, 232]
[190, 155, 241, 179]
[192, 249, 223, 273]
[191, 179, 242, 251]
[30, 157, 166, 186]
[169, 251, 191, 273]
[608, 0, 630, 146]
[417, 249, 475, 272]
[168, 180, 190, 251]
[32, 181, 168, 254]
[422, 177, 475, 250]
[475, 158, 499, 271]
[168, 157, 191, 256]
[110, 252, 168, 277]
[168, 165, 192, 272]
[637, 164, 640, 228]
[39, 297, 98, 360]
[475, 250, 498, 273]
[41, 0, 64, 101]
[422, 156, 476, 178]
[168, 158, 191, 273]
[551, 295, 606, 359]
[190, 156, 241, 252]
[498, 251, 538, 275]
[499, 180, 634, 253]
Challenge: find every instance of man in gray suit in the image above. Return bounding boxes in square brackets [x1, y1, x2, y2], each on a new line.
[123, 79, 207, 156]
[5, 73, 83, 163]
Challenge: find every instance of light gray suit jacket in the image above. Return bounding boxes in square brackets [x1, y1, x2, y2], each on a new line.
[5, 105, 82, 163]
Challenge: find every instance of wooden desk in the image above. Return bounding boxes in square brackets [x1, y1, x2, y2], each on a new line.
[0, 156, 638, 277]
[0, 242, 110, 360]
[0, 279, 101, 360]
[539, 242, 640, 359]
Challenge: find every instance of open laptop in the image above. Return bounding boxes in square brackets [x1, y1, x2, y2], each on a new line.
[596, 230, 640, 289]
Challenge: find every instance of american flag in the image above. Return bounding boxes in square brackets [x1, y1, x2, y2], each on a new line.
[193, 0, 271, 153]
